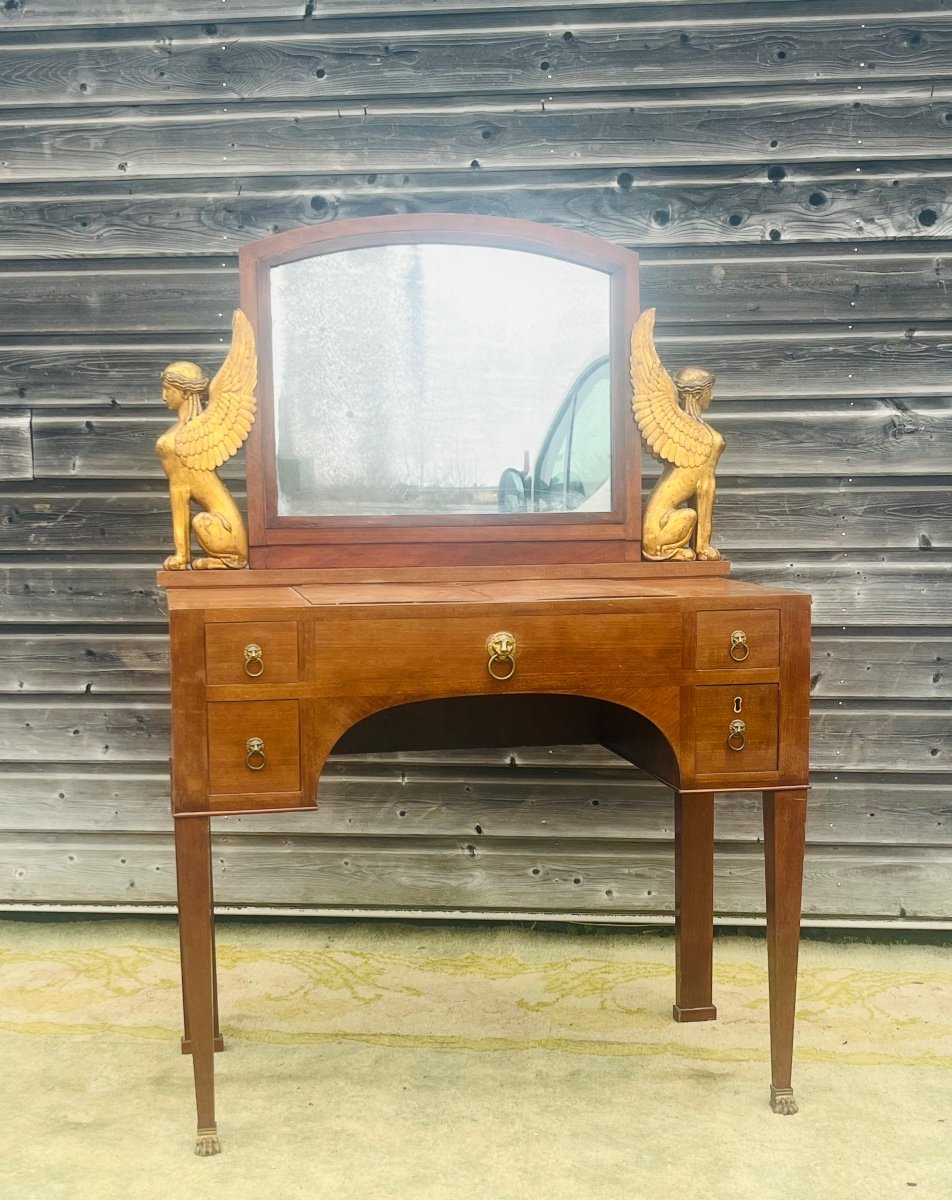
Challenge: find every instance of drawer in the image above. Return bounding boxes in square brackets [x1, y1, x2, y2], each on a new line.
[311, 612, 681, 695]
[205, 621, 299, 685]
[694, 684, 778, 774]
[695, 609, 779, 671]
[207, 700, 300, 794]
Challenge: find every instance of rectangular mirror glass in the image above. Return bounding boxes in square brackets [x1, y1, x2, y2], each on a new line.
[270, 244, 612, 518]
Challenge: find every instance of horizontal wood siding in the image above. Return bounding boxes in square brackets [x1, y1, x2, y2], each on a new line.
[0, 412, 31, 479]
[2, 249, 952, 329]
[2, 8, 952, 105]
[27, 405, 952, 477]
[3, 165, 950, 259]
[2, 485, 950, 551]
[1, 1, 949, 924]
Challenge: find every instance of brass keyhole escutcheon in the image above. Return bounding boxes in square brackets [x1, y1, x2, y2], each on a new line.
[245, 736, 266, 770]
[733, 696, 743, 714]
[243, 643, 264, 677]
[727, 719, 746, 751]
[486, 631, 516, 681]
[729, 630, 750, 662]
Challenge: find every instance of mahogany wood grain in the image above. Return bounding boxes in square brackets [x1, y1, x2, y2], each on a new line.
[165, 584, 305, 608]
[694, 684, 780, 776]
[295, 578, 678, 605]
[205, 620, 299, 686]
[158, 560, 733, 590]
[169, 610, 209, 814]
[673, 791, 716, 1023]
[763, 788, 808, 1114]
[597, 704, 683, 794]
[308, 612, 680, 696]
[165, 567, 811, 1146]
[777, 596, 813, 786]
[174, 815, 219, 1152]
[254, 539, 637, 570]
[695, 608, 780, 671]
[207, 700, 301, 795]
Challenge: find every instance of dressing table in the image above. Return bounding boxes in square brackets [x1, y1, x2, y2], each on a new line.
[159, 215, 810, 1154]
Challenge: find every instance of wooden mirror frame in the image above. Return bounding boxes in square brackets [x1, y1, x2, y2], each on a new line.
[240, 214, 641, 569]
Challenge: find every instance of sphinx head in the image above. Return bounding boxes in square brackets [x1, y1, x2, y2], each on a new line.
[674, 366, 715, 413]
[161, 361, 209, 415]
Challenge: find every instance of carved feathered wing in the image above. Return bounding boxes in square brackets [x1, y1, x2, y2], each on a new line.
[174, 309, 257, 471]
[630, 308, 714, 469]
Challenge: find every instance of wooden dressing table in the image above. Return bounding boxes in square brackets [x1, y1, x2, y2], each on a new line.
[159, 216, 810, 1154]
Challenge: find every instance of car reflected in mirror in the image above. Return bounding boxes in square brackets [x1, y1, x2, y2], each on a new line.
[497, 356, 611, 514]
[497, 466, 530, 513]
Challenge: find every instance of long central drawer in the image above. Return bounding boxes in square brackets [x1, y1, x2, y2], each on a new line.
[309, 612, 681, 695]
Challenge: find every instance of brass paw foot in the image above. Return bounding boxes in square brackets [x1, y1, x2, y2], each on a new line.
[769, 1086, 798, 1115]
[195, 1128, 221, 1156]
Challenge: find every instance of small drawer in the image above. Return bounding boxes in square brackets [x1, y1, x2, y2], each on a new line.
[694, 684, 778, 774]
[207, 700, 300, 794]
[695, 609, 779, 671]
[205, 621, 299, 685]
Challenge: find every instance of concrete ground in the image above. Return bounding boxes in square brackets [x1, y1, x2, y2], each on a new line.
[1, 918, 949, 1200]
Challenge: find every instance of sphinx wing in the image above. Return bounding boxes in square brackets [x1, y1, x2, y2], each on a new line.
[630, 308, 714, 469]
[174, 309, 257, 471]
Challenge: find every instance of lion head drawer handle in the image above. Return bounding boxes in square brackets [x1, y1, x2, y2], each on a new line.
[729, 630, 750, 662]
[727, 719, 746, 751]
[486, 631, 517, 681]
[243, 643, 264, 677]
[245, 737, 266, 770]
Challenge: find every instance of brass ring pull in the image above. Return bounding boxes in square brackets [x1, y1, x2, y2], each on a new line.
[728, 719, 746, 751]
[245, 736, 266, 770]
[243, 643, 264, 677]
[729, 630, 750, 662]
[486, 631, 516, 681]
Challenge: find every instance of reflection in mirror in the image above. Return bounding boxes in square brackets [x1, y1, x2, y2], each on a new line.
[270, 244, 612, 517]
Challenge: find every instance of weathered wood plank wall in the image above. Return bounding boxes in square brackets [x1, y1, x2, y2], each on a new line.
[1, 0, 949, 924]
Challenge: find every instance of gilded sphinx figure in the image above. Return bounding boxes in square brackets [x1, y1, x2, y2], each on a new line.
[156, 310, 257, 570]
[630, 308, 724, 561]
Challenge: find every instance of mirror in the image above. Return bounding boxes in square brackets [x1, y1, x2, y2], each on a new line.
[269, 244, 612, 517]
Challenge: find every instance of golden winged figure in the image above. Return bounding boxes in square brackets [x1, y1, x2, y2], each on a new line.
[156, 309, 257, 570]
[630, 308, 725, 561]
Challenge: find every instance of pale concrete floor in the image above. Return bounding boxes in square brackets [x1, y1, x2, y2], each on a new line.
[1, 919, 949, 1200]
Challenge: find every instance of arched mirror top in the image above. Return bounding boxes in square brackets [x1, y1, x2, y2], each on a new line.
[239, 214, 641, 569]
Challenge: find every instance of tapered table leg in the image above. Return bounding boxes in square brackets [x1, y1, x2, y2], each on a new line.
[174, 814, 221, 1155]
[673, 790, 716, 1022]
[763, 788, 807, 1114]
[180, 908, 224, 1054]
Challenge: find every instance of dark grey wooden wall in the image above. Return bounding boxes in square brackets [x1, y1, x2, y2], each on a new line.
[1, 0, 949, 924]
